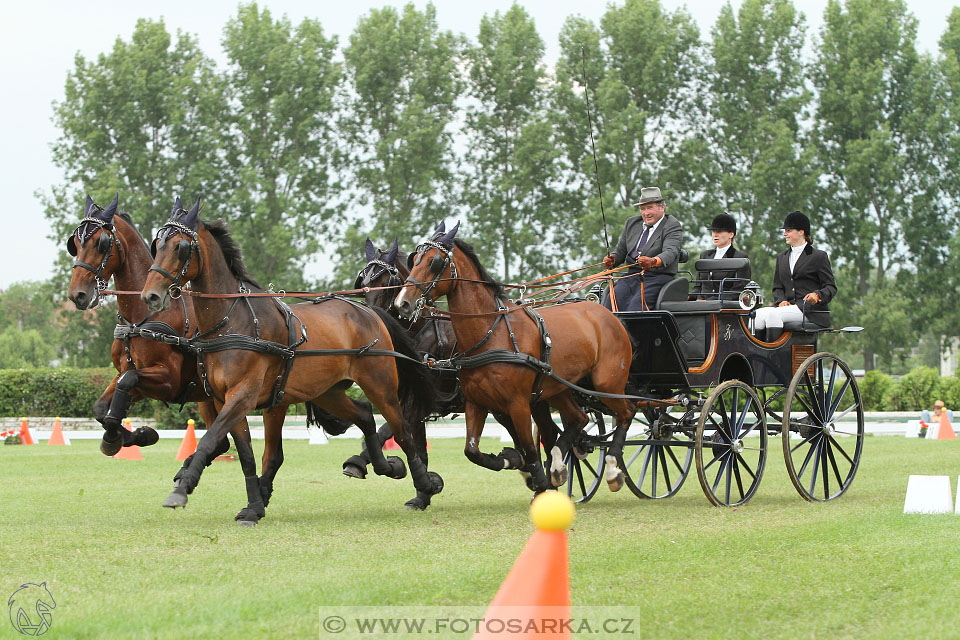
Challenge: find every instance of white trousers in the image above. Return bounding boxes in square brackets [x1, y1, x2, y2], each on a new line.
[753, 304, 805, 331]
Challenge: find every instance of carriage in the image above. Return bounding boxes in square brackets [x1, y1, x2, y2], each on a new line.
[560, 256, 865, 507]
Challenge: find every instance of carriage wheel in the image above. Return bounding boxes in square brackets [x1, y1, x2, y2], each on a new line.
[620, 407, 693, 499]
[695, 380, 767, 507]
[562, 410, 607, 504]
[782, 352, 864, 502]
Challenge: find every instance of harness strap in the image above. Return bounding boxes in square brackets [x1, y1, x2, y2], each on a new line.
[522, 305, 552, 405]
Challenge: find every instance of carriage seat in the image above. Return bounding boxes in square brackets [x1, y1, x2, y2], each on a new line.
[653, 277, 717, 366]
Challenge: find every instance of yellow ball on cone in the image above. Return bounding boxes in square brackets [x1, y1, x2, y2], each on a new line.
[529, 491, 575, 531]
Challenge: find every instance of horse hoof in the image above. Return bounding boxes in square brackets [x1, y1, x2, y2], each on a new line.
[100, 436, 122, 457]
[131, 426, 160, 447]
[500, 447, 523, 470]
[163, 492, 188, 509]
[522, 472, 536, 491]
[342, 464, 367, 479]
[550, 467, 568, 488]
[427, 471, 444, 495]
[385, 456, 407, 480]
[237, 519, 258, 527]
[604, 455, 624, 492]
[404, 497, 428, 511]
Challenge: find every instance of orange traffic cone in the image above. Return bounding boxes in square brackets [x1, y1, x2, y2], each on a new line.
[383, 436, 430, 450]
[113, 418, 142, 460]
[47, 417, 69, 446]
[472, 492, 573, 639]
[176, 419, 198, 461]
[935, 412, 956, 440]
[19, 418, 35, 445]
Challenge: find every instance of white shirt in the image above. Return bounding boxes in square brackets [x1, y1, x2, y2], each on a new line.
[789, 243, 807, 273]
[714, 244, 730, 260]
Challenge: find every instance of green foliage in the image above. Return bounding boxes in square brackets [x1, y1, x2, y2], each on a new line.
[859, 369, 893, 410]
[0, 329, 57, 369]
[462, 5, 565, 280]
[340, 2, 462, 260]
[552, 0, 702, 262]
[219, 3, 344, 289]
[896, 366, 940, 410]
[0, 368, 147, 417]
[45, 18, 227, 255]
[936, 376, 960, 411]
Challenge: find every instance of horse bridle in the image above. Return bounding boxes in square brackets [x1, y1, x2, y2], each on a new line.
[404, 241, 458, 321]
[69, 215, 123, 307]
[149, 220, 201, 299]
[355, 258, 401, 291]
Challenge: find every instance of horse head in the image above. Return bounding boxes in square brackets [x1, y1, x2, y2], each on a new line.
[395, 222, 461, 321]
[142, 196, 202, 312]
[355, 238, 408, 312]
[67, 194, 123, 309]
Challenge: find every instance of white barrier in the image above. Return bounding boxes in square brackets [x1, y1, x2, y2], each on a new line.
[903, 475, 954, 514]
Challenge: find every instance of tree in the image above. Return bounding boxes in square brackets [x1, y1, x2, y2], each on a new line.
[45, 18, 226, 259]
[552, 0, 702, 263]
[338, 2, 462, 284]
[0, 329, 57, 369]
[218, 3, 343, 288]
[812, 0, 950, 368]
[462, 5, 565, 280]
[699, 0, 816, 283]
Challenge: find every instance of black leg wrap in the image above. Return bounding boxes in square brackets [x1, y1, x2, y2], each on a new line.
[259, 476, 274, 508]
[100, 370, 141, 455]
[607, 424, 628, 460]
[404, 491, 432, 511]
[235, 476, 266, 525]
[408, 456, 437, 495]
[384, 456, 407, 479]
[500, 447, 524, 470]
[522, 460, 552, 493]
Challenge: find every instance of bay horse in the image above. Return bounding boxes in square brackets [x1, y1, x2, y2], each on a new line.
[66, 195, 265, 523]
[355, 237, 564, 488]
[140, 199, 442, 515]
[394, 223, 636, 495]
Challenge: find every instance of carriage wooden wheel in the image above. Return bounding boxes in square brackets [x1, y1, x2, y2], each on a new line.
[561, 409, 607, 504]
[695, 379, 767, 507]
[619, 405, 693, 499]
[781, 352, 864, 502]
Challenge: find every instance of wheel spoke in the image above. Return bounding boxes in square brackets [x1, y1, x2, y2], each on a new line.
[730, 387, 739, 432]
[794, 389, 822, 426]
[789, 432, 817, 454]
[733, 458, 746, 502]
[807, 438, 823, 496]
[795, 434, 819, 477]
[826, 439, 845, 491]
[651, 446, 659, 493]
[711, 452, 731, 493]
[802, 372, 825, 424]
[576, 460, 587, 496]
[734, 452, 758, 481]
[581, 456, 599, 479]
[828, 377, 852, 420]
[825, 359, 839, 414]
[820, 436, 830, 499]
[708, 413, 731, 440]
[736, 401, 753, 437]
[657, 446, 673, 490]
[626, 445, 643, 471]
[826, 432, 856, 466]
[831, 403, 858, 424]
[665, 442, 684, 470]
[724, 452, 734, 504]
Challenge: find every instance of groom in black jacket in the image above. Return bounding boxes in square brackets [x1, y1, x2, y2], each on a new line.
[601, 186, 683, 311]
[691, 213, 751, 301]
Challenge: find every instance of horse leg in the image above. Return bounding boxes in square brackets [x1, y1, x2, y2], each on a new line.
[402, 418, 439, 511]
[593, 376, 636, 493]
[464, 403, 524, 472]
[312, 391, 406, 480]
[171, 401, 232, 494]
[98, 370, 160, 456]
[163, 385, 258, 511]
[365, 386, 439, 509]
[507, 400, 552, 495]
[544, 393, 589, 488]
[255, 405, 288, 512]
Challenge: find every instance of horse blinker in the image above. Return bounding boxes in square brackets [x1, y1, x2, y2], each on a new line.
[97, 232, 112, 254]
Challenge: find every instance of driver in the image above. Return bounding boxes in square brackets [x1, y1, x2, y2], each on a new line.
[601, 186, 683, 311]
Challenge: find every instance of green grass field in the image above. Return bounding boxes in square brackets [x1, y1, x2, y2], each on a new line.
[1, 436, 959, 639]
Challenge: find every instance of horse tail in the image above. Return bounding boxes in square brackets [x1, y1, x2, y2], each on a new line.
[305, 403, 353, 436]
[370, 306, 436, 423]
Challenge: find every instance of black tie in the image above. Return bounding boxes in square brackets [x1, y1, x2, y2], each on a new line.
[636, 225, 652, 253]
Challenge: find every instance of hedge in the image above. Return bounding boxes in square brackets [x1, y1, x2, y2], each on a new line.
[0, 368, 157, 420]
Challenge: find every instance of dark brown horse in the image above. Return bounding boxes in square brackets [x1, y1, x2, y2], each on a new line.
[394, 223, 636, 495]
[140, 200, 441, 516]
[356, 238, 564, 488]
[66, 195, 265, 523]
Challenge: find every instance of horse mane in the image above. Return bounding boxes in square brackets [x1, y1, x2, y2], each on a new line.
[113, 211, 151, 254]
[202, 219, 262, 289]
[453, 239, 505, 299]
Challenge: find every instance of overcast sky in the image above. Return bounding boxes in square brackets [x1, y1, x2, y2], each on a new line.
[0, 0, 954, 290]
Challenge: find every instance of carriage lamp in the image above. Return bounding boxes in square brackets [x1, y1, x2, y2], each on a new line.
[738, 281, 763, 311]
[585, 282, 604, 303]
